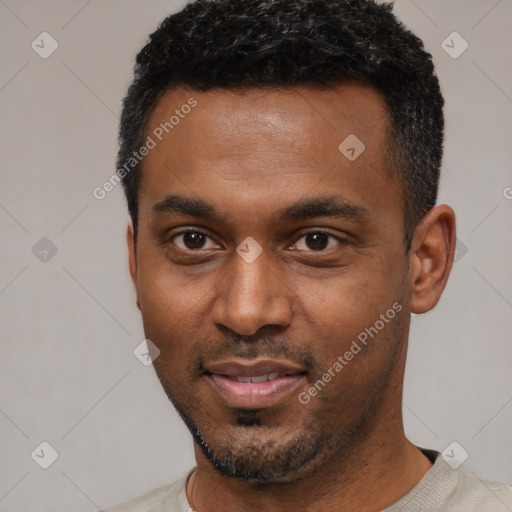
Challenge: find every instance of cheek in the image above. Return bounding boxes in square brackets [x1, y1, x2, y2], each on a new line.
[137, 249, 205, 321]
[136, 259, 228, 378]
[136, 266, 194, 358]
[297, 268, 395, 332]
[293, 263, 406, 382]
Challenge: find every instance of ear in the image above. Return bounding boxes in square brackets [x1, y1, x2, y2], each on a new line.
[408, 204, 456, 314]
[127, 220, 141, 311]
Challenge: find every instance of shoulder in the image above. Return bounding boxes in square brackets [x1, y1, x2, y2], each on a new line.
[447, 467, 512, 511]
[386, 449, 512, 512]
[101, 470, 193, 512]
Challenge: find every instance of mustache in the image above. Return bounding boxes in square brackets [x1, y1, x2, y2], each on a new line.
[193, 332, 321, 374]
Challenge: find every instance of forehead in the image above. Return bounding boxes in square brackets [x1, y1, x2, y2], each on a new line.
[145, 83, 390, 158]
[138, 83, 401, 231]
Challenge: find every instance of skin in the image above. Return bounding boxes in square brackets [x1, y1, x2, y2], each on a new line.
[127, 83, 456, 512]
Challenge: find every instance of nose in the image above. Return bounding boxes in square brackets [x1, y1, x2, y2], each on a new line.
[211, 247, 294, 336]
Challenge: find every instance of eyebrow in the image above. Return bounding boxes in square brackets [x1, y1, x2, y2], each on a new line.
[151, 194, 369, 223]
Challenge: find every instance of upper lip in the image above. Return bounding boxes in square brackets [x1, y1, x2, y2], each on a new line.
[204, 358, 307, 377]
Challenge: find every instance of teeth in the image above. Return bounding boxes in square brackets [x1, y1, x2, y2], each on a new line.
[235, 373, 282, 383]
[249, 374, 268, 383]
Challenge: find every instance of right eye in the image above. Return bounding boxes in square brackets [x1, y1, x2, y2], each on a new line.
[169, 230, 221, 251]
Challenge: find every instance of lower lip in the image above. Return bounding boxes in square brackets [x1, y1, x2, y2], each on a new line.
[207, 374, 305, 409]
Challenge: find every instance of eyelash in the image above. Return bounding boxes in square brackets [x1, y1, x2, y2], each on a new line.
[168, 229, 349, 252]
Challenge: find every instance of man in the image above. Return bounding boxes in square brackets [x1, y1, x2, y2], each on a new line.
[106, 0, 512, 510]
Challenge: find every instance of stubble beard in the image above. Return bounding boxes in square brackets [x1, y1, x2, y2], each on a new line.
[156, 327, 404, 486]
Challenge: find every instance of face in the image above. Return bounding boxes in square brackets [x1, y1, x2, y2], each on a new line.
[129, 84, 413, 483]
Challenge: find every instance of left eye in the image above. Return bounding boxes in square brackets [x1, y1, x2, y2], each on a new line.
[291, 232, 346, 251]
[171, 231, 219, 251]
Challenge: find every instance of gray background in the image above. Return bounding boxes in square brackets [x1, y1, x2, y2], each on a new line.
[1, 0, 511, 510]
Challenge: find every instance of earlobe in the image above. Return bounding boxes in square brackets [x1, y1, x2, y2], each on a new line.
[409, 204, 456, 314]
[127, 221, 141, 311]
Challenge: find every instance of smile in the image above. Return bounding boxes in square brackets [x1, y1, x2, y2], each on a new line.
[204, 358, 307, 408]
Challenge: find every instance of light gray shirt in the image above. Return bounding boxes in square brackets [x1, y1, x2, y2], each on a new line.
[102, 450, 512, 511]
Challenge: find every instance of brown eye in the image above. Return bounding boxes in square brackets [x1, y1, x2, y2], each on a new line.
[171, 231, 219, 251]
[304, 233, 329, 250]
[291, 231, 348, 252]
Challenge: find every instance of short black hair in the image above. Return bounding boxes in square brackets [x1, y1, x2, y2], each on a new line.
[117, 0, 444, 251]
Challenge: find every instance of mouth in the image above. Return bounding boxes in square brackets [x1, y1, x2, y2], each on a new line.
[203, 358, 307, 409]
